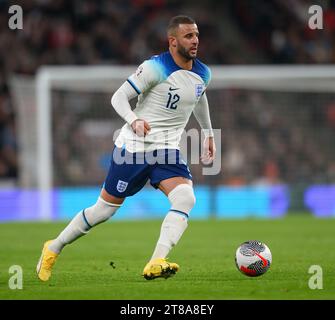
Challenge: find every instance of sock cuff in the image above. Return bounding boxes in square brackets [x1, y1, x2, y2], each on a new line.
[168, 183, 193, 201]
[98, 197, 122, 207]
[167, 184, 195, 216]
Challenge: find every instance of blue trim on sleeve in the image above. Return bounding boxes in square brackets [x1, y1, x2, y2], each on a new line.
[127, 78, 141, 94]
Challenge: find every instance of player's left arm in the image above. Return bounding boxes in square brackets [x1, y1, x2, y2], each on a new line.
[193, 92, 216, 164]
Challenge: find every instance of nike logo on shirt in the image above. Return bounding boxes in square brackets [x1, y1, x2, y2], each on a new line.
[169, 87, 180, 91]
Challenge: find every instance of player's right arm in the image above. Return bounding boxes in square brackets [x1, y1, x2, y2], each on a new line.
[111, 81, 151, 136]
[111, 59, 161, 136]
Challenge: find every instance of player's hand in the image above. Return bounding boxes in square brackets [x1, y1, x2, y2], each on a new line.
[131, 119, 151, 137]
[201, 136, 216, 164]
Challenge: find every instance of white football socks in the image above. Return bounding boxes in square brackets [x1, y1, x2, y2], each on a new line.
[48, 197, 120, 254]
[150, 184, 195, 260]
[48, 184, 195, 262]
[151, 210, 188, 260]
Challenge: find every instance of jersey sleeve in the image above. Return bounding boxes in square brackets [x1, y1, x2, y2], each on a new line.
[193, 92, 214, 137]
[200, 64, 212, 96]
[204, 65, 212, 88]
[127, 60, 162, 94]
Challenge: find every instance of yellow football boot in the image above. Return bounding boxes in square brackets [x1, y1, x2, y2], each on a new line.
[36, 240, 58, 281]
[143, 258, 179, 280]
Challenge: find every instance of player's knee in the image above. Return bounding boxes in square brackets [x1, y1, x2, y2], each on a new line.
[84, 197, 121, 227]
[168, 184, 196, 215]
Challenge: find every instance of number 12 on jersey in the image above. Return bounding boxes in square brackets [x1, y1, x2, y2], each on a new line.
[166, 93, 180, 110]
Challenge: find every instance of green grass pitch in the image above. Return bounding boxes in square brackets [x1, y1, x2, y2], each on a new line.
[0, 215, 334, 300]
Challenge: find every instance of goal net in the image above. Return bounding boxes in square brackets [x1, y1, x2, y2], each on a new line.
[9, 65, 335, 219]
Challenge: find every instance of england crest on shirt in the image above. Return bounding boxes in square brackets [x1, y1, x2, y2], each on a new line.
[116, 180, 128, 193]
[195, 84, 204, 98]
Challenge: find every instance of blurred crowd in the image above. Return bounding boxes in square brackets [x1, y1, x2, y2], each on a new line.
[201, 89, 335, 186]
[0, 0, 334, 184]
[230, 0, 335, 63]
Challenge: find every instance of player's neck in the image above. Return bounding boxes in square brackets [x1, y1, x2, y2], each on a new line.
[169, 48, 193, 70]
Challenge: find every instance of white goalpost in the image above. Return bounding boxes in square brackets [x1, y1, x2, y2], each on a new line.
[10, 65, 335, 219]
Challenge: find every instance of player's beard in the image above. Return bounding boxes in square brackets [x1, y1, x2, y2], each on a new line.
[177, 43, 196, 60]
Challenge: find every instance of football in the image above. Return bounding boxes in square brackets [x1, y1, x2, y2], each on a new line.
[235, 240, 272, 277]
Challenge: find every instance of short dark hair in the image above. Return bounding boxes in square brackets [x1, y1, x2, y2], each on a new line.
[167, 15, 196, 36]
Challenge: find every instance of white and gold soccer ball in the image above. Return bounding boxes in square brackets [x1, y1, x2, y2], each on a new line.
[235, 240, 272, 277]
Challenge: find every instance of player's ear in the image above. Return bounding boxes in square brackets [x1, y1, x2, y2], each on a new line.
[168, 35, 177, 48]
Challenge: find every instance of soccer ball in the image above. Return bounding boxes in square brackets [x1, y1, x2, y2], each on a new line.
[235, 240, 272, 277]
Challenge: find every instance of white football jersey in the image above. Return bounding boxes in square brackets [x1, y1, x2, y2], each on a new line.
[115, 51, 211, 152]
